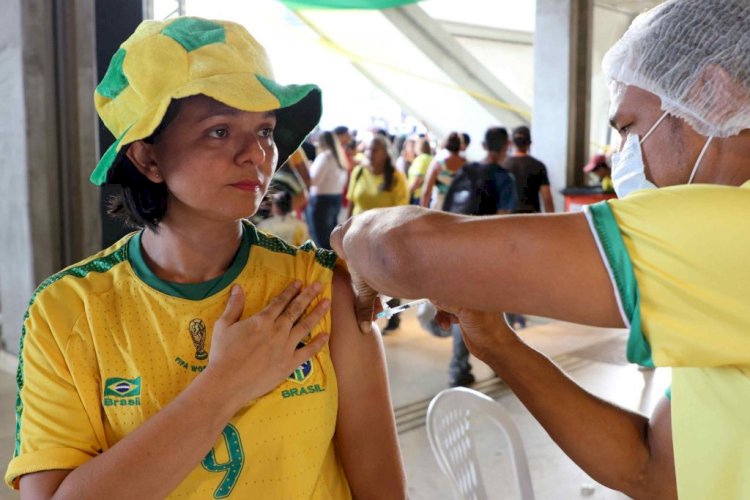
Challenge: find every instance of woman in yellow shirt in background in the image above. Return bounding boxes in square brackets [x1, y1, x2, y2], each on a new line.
[347, 134, 409, 217]
[346, 134, 409, 331]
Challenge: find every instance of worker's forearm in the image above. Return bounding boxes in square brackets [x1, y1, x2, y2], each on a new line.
[338, 206, 623, 327]
[480, 334, 651, 495]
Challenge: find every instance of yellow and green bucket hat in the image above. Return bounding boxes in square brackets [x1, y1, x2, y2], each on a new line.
[91, 17, 322, 185]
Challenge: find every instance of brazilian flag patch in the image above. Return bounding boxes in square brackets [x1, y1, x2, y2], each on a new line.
[288, 341, 313, 384]
[288, 360, 313, 384]
[104, 377, 141, 398]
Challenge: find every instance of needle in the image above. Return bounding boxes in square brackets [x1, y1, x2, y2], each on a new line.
[376, 298, 430, 319]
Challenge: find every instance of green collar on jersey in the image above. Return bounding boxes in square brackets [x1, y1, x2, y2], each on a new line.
[128, 223, 253, 301]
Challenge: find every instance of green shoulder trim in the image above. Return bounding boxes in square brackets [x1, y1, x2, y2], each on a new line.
[14, 242, 130, 458]
[251, 222, 298, 258]
[299, 240, 337, 270]
[587, 202, 654, 368]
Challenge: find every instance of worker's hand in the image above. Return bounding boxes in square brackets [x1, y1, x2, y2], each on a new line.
[433, 301, 516, 362]
[205, 282, 330, 409]
[347, 269, 381, 334]
[331, 219, 381, 334]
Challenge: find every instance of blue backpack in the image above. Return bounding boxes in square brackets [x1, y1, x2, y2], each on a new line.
[441, 162, 499, 215]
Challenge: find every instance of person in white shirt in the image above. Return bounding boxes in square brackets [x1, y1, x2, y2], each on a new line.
[305, 131, 348, 249]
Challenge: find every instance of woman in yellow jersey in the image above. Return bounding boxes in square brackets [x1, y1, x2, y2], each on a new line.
[407, 137, 434, 205]
[7, 18, 406, 499]
[346, 135, 409, 218]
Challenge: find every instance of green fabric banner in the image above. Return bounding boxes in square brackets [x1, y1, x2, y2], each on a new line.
[279, 0, 420, 10]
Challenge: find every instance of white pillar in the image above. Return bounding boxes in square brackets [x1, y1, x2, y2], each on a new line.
[0, 0, 100, 356]
[532, 0, 593, 211]
[0, 0, 37, 356]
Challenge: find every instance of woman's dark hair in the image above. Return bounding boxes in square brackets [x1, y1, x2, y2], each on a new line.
[318, 130, 344, 170]
[416, 138, 432, 155]
[106, 99, 182, 231]
[271, 190, 293, 215]
[371, 135, 396, 192]
[444, 132, 462, 153]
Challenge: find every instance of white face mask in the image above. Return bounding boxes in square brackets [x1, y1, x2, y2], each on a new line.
[611, 111, 714, 198]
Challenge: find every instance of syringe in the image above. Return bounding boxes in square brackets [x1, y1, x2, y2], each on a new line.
[376, 298, 430, 320]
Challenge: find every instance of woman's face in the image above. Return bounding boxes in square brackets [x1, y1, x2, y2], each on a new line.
[147, 95, 278, 223]
[366, 140, 388, 168]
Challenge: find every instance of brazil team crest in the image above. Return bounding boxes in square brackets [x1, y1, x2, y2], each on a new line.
[288, 342, 313, 384]
[288, 359, 313, 383]
[188, 318, 208, 361]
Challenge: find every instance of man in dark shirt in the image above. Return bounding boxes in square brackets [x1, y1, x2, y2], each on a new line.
[504, 126, 555, 213]
[477, 127, 517, 215]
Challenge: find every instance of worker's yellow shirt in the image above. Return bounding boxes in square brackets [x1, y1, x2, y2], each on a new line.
[584, 182, 750, 500]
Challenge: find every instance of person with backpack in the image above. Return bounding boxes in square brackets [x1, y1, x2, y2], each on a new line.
[442, 127, 518, 216]
[433, 127, 517, 386]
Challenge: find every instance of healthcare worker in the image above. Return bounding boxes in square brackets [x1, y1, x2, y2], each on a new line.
[332, 1, 750, 498]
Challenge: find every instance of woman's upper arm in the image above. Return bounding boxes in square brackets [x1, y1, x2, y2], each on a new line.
[329, 267, 406, 498]
[19, 469, 70, 499]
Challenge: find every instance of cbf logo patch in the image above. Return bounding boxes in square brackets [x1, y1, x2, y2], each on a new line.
[288, 341, 313, 384]
[103, 377, 141, 407]
[288, 359, 313, 383]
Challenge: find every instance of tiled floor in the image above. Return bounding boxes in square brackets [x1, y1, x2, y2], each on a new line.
[0, 311, 669, 499]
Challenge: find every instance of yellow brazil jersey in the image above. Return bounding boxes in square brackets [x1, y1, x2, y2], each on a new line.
[5, 221, 351, 499]
[346, 166, 409, 216]
[407, 154, 433, 200]
[584, 182, 750, 500]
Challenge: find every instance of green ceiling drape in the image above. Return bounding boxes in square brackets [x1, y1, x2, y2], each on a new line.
[278, 0, 421, 10]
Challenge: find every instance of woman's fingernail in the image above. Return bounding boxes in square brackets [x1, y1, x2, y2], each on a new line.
[360, 321, 372, 333]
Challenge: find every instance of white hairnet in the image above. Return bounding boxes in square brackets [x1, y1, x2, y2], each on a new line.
[603, 0, 750, 137]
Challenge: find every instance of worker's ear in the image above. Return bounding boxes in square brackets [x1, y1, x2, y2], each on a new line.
[125, 141, 164, 184]
[688, 64, 745, 126]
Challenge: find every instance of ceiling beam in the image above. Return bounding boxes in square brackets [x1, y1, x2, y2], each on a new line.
[440, 21, 533, 46]
[381, 4, 530, 127]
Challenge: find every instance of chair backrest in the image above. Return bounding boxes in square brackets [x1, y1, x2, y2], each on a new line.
[426, 387, 535, 500]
